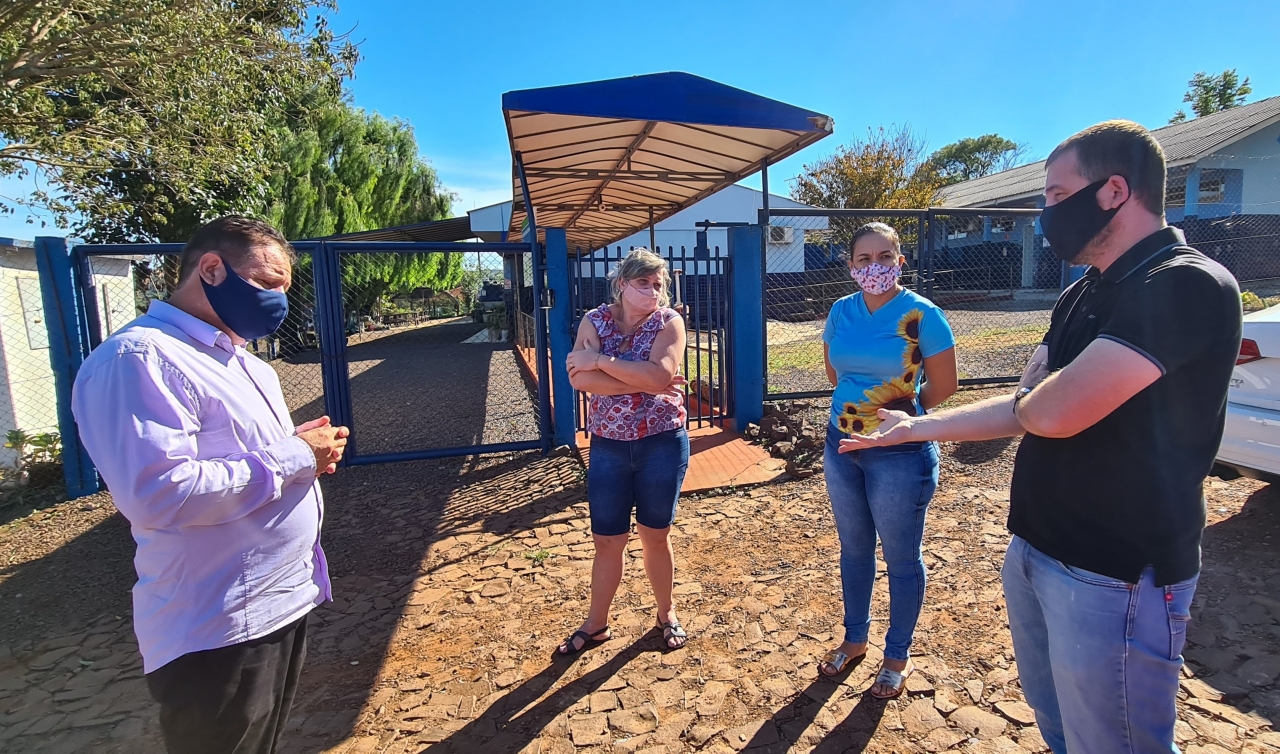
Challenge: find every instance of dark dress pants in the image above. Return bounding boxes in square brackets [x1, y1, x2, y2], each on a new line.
[145, 615, 308, 754]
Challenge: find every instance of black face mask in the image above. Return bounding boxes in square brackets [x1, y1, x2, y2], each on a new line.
[1039, 178, 1126, 264]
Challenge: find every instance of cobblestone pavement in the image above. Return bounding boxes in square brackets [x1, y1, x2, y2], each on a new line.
[1, 432, 1277, 753]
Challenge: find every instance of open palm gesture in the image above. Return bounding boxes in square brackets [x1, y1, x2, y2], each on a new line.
[837, 409, 915, 453]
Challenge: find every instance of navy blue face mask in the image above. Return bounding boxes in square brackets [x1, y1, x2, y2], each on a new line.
[200, 259, 288, 340]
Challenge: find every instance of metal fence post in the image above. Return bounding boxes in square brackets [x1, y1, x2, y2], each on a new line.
[729, 225, 765, 430]
[922, 211, 935, 300]
[529, 241, 553, 454]
[309, 241, 355, 461]
[34, 237, 99, 498]
[543, 228, 576, 449]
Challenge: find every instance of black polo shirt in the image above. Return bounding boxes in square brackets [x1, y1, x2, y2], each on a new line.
[1008, 226, 1242, 585]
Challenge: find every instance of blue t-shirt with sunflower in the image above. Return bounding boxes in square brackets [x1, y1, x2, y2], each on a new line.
[823, 289, 955, 435]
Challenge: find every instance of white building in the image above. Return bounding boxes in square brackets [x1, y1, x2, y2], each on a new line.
[468, 184, 824, 274]
[0, 239, 136, 468]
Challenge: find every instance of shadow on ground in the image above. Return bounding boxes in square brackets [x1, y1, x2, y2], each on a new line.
[1184, 483, 1280, 721]
[731, 660, 891, 753]
[0, 318, 570, 753]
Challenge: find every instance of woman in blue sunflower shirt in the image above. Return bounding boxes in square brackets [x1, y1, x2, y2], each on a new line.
[817, 222, 958, 698]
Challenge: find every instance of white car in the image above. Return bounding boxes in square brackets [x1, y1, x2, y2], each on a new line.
[1214, 303, 1280, 483]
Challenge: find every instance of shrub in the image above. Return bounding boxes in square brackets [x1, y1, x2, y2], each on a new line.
[4, 430, 63, 489]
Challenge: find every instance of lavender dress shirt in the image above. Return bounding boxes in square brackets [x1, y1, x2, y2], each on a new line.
[71, 301, 330, 673]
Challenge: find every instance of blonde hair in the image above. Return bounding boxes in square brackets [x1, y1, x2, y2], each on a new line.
[609, 248, 672, 308]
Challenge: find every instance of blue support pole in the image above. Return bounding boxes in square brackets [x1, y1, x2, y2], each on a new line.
[34, 237, 99, 498]
[1184, 165, 1202, 219]
[309, 241, 355, 461]
[728, 225, 765, 430]
[516, 151, 553, 454]
[543, 228, 576, 449]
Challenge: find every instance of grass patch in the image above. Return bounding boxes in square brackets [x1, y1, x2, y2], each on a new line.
[1242, 291, 1280, 313]
[524, 548, 554, 564]
[955, 324, 1048, 351]
[767, 341, 826, 375]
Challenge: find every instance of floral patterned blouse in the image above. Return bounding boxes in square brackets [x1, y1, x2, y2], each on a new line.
[585, 304, 686, 441]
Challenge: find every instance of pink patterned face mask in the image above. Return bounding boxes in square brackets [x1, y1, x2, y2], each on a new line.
[622, 281, 660, 313]
[850, 262, 901, 295]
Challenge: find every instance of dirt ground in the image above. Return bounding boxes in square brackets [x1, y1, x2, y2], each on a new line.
[1, 388, 1277, 754]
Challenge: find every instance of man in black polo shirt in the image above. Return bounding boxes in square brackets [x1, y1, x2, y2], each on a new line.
[839, 120, 1241, 753]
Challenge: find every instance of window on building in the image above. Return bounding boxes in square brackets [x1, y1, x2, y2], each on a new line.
[1166, 181, 1186, 208]
[946, 217, 980, 240]
[17, 277, 49, 350]
[1199, 177, 1225, 204]
[991, 217, 1015, 234]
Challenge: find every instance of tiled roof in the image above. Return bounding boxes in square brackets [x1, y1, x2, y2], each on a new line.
[937, 95, 1280, 207]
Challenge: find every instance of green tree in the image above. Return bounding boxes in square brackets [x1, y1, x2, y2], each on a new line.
[1170, 69, 1253, 123]
[790, 125, 942, 210]
[264, 99, 453, 239]
[790, 125, 944, 249]
[264, 98, 460, 320]
[0, 0, 355, 227]
[78, 95, 461, 329]
[923, 134, 1030, 186]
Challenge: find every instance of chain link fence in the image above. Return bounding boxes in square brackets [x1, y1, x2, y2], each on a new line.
[0, 241, 63, 485]
[1176, 214, 1280, 312]
[764, 208, 1055, 396]
[337, 250, 540, 458]
[764, 210, 924, 396]
[926, 209, 1054, 385]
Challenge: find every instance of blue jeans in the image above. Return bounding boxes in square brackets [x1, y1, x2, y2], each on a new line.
[1002, 535, 1198, 754]
[823, 427, 939, 661]
[587, 428, 689, 536]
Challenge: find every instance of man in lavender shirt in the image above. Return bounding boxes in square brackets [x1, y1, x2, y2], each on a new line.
[72, 216, 349, 754]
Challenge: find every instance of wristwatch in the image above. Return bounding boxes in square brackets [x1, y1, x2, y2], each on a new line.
[1012, 387, 1033, 416]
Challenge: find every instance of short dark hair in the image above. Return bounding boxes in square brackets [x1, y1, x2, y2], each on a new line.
[178, 216, 294, 283]
[1046, 120, 1166, 215]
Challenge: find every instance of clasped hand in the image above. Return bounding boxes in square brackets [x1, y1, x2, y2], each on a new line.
[295, 416, 349, 476]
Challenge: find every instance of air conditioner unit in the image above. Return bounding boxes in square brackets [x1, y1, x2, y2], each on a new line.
[767, 226, 793, 244]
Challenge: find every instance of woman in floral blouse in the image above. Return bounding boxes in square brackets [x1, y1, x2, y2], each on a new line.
[558, 248, 690, 655]
[818, 223, 958, 698]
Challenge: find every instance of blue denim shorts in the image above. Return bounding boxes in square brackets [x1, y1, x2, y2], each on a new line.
[587, 427, 690, 536]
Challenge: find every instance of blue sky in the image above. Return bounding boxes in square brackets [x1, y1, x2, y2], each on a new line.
[3, 0, 1279, 240]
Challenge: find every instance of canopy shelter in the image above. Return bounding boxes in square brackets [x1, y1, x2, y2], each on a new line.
[503, 72, 833, 250]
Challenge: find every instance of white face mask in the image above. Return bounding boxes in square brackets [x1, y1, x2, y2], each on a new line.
[623, 281, 660, 313]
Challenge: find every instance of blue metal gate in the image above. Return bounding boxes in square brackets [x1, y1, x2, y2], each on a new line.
[566, 242, 732, 435]
[73, 239, 552, 467]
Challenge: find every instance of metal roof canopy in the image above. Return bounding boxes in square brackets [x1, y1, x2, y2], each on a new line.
[503, 72, 833, 250]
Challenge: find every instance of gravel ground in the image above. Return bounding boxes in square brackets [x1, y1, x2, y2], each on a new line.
[1, 404, 1276, 753]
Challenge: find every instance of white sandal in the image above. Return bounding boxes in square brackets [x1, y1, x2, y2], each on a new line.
[819, 648, 867, 677]
[869, 661, 914, 699]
